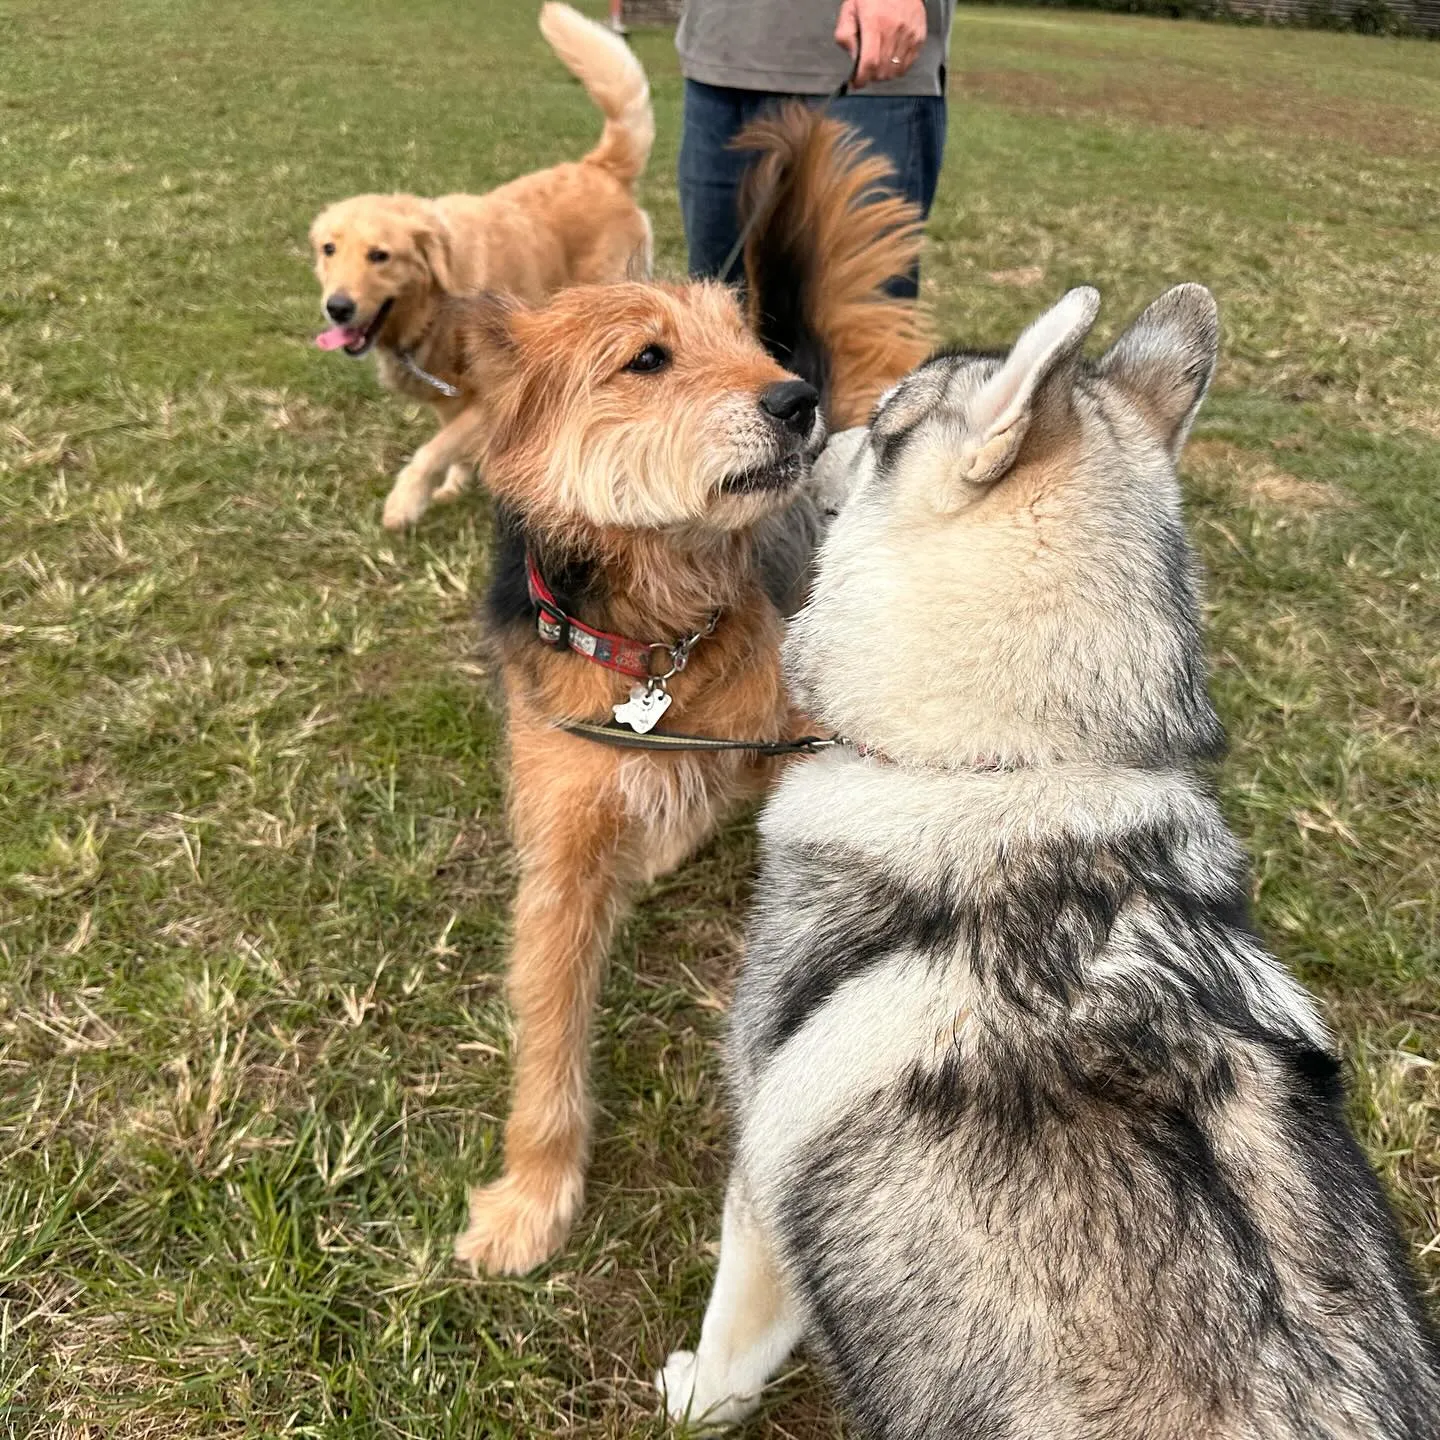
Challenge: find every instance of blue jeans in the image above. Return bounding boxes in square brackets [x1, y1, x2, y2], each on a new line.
[678, 78, 947, 299]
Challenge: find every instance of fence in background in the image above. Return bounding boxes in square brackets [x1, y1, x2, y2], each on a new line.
[970, 0, 1437, 35]
[613, 0, 1438, 36]
[1222, 0, 1438, 31]
[609, 0, 1435, 36]
[610, 0, 683, 30]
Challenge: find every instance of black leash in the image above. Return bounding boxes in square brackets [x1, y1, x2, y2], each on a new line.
[715, 43, 862, 285]
[557, 718, 841, 756]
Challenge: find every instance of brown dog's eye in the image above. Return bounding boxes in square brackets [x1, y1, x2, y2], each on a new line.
[367, 248, 390, 264]
[321, 242, 335, 256]
[624, 344, 669, 375]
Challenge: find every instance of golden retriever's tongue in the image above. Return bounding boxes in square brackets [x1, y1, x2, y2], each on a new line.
[315, 325, 361, 351]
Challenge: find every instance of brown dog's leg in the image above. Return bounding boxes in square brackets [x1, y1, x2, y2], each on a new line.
[431, 463, 473, 505]
[454, 745, 630, 1275]
[382, 404, 488, 531]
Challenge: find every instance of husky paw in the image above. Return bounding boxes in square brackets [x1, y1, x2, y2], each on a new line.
[657, 1350, 700, 1422]
[452, 1169, 581, 1276]
[656, 1349, 758, 1429]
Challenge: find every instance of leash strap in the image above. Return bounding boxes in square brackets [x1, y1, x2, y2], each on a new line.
[557, 718, 840, 756]
[398, 350, 460, 398]
[716, 50, 861, 285]
[557, 721, 1015, 770]
[526, 554, 712, 682]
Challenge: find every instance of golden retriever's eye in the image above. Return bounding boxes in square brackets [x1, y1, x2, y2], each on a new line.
[321, 242, 335, 257]
[623, 344, 669, 375]
[367, 248, 390, 264]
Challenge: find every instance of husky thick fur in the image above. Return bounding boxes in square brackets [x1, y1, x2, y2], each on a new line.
[659, 286, 1440, 1437]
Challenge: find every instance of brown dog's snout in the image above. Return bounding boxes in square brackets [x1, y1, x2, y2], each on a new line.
[325, 293, 357, 324]
[760, 379, 819, 439]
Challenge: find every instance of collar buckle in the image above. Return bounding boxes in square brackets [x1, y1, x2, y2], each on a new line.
[646, 612, 717, 682]
[536, 604, 570, 650]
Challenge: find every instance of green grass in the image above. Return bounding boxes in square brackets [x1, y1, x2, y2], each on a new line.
[2, 1, 1437, 1434]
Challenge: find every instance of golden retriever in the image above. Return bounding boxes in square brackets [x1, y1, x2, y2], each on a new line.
[445, 109, 932, 1275]
[308, 3, 653, 530]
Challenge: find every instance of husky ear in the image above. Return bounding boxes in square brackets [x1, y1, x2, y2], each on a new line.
[957, 287, 1100, 487]
[1099, 284, 1218, 458]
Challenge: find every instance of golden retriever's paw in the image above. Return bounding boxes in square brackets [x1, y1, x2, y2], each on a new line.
[381, 471, 433, 531]
[432, 463, 473, 504]
[453, 1168, 582, 1275]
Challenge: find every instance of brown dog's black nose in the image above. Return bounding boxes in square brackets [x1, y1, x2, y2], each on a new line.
[760, 379, 819, 437]
[325, 293, 356, 324]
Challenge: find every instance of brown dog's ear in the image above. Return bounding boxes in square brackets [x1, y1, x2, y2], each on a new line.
[456, 293, 533, 471]
[457, 291, 522, 370]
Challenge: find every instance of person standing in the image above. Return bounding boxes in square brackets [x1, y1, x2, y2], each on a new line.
[676, 0, 952, 298]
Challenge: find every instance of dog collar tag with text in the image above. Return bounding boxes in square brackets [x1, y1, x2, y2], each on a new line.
[613, 683, 672, 734]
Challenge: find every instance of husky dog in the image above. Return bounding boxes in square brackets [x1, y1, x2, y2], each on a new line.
[658, 287, 1440, 1437]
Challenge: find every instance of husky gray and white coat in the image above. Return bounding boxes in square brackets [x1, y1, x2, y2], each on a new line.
[658, 286, 1440, 1438]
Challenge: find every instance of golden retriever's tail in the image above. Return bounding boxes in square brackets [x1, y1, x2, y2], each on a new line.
[737, 105, 931, 431]
[539, 3, 654, 188]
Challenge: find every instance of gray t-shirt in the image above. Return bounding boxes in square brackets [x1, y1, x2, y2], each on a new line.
[677, 0, 953, 98]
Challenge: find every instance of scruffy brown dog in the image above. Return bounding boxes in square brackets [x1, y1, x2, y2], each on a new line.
[448, 109, 931, 1275]
[308, 3, 653, 531]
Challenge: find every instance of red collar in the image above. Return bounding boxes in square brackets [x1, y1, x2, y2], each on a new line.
[525, 554, 718, 682]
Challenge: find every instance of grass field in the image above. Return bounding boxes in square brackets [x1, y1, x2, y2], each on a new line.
[2, 1, 1438, 1434]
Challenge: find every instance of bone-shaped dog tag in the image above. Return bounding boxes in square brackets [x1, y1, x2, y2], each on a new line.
[613, 683, 671, 734]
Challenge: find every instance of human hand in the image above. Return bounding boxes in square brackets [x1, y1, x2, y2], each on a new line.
[835, 0, 927, 89]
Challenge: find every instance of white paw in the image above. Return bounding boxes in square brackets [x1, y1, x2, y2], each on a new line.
[658, 1350, 699, 1422]
[381, 471, 431, 531]
[656, 1349, 758, 1429]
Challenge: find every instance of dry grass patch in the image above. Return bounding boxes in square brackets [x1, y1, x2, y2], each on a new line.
[958, 59, 1440, 160]
[1186, 440, 1353, 513]
[987, 264, 1046, 288]
[1332, 997, 1440, 1286]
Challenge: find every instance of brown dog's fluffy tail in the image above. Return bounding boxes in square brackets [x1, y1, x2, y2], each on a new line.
[539, 2, 654, 188]
[738, 105, 931, 430]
